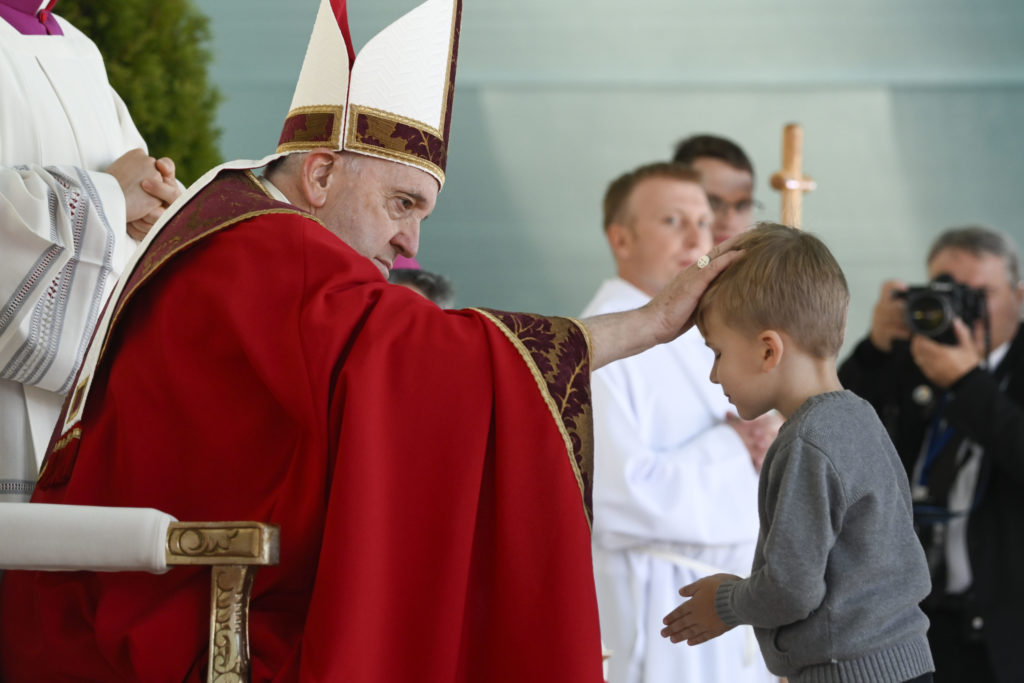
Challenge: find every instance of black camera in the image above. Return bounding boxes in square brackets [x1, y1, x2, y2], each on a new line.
[897, 274, 987, 345]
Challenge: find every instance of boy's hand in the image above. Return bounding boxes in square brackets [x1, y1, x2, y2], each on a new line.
[660, 573, 739, 645]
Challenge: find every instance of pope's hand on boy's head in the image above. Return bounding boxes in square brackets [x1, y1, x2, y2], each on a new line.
[645, 237, 746, 345]
[660, 573, 739, 645]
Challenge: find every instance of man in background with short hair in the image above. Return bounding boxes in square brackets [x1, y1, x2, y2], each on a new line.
[583, 161, 777, 683]
[674, 134, 758, 244]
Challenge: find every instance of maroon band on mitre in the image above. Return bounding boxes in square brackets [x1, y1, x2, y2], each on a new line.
[277, 108, 343, 152]
[347, 108, 447, 177]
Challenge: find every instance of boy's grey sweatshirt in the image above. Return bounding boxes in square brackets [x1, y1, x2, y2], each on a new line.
[715, 391, 934, 683]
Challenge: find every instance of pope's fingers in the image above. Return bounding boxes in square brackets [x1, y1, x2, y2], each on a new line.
[709, 230, 744, 258]
[698, 248, 743, 277]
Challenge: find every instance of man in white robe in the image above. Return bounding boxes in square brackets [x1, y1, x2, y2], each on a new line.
[0, 1, 181, 501]
[584, 162, 779, 683]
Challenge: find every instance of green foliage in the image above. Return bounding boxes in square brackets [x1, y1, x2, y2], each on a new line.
[56, 0, 223, 185]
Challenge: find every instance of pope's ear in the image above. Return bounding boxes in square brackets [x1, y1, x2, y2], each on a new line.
[299, 149, 338, 209]
[759, 330, 784, 372]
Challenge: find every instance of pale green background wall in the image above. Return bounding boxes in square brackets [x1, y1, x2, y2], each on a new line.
[197, 0, 1024, 357]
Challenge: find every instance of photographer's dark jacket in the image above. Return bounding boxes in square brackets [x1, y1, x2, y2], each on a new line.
[838, 324, 1024, 682]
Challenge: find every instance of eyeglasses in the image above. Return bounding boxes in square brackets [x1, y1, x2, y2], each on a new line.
[707, 195, 762, 216]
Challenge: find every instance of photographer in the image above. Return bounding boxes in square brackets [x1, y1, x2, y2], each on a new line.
[839, 226, 1024, 683]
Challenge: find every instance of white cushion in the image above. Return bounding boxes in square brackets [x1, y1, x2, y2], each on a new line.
[0, 503, 175, 573]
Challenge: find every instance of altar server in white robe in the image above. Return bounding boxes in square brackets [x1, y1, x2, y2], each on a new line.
[584, 162, 780, 683]
[0, 0, 181, 501]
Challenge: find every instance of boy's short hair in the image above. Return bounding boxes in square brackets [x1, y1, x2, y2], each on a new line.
[602, 162, 703, 231]
[696, 222, 849, 358]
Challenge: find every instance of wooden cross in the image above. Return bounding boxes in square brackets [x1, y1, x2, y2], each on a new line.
[770, 123, 817, 229]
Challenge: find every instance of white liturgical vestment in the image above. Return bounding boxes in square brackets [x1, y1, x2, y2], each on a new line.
[0, 15, 144, 501]
[583, 278, 775, 683]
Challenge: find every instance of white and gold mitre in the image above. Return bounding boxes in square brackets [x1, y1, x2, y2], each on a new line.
[276, 0, 462, 189]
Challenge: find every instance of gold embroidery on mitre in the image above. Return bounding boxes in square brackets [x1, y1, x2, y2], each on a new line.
[345, 105, 446, 186]
[277, 105, 345, 153]
[353, 104, 442, 138]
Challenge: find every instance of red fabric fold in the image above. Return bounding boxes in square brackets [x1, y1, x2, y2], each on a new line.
[0, 190, 602, 681]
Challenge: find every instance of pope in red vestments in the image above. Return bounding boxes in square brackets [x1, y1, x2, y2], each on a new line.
[0, 0, 742, 676]
[0, 168, 605, 681]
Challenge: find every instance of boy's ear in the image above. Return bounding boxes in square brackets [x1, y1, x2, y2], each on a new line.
[758, 330, 784, 372]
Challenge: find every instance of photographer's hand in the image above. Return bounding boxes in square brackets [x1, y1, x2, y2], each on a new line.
[869, 280, 911, 352]
[910, 318, 981, 388]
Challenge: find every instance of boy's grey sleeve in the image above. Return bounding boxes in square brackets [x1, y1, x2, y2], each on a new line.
[714, 579, 745, 627]
[714, 438, 847, 628]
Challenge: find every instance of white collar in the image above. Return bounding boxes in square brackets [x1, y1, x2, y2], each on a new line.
[257, 175, 291, 205]
[987, 339, 1011, 372]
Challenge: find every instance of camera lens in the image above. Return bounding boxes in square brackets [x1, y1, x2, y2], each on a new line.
[907, 294, 950, 335]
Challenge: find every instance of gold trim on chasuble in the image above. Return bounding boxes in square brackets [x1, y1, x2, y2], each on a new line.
[44, 171, 322, 484]
[472, 309, 594, 526]
[276, 105, 345, 153]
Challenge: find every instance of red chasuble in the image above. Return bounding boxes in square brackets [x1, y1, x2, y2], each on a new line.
[0, 171, 603, 682]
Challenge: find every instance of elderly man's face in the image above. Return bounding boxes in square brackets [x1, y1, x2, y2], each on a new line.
[318, 154, 438, 276]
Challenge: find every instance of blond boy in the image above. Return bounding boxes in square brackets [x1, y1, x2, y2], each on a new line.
[660, 223, 935, 683]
